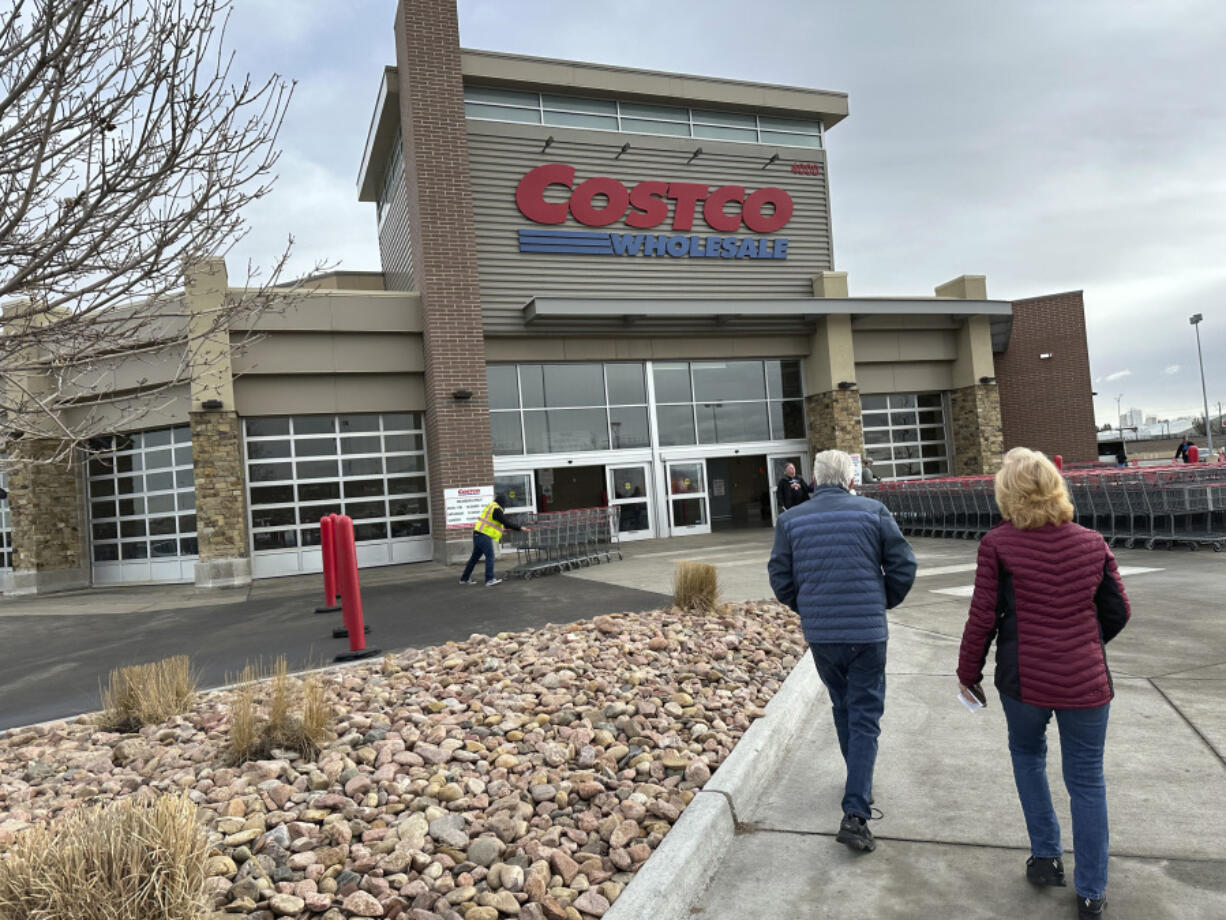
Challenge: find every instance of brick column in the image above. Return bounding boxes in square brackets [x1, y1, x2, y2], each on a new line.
[5, 439, 88, 594]
[804, 389, 864, 457]
[184, 259, 251, 587]
[951, 384, 1004, 475]
[394, 0, 493, 561]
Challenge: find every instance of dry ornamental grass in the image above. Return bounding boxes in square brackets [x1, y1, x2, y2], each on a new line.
[98, 656, 197, 732]
[226, 658, 333, 764]
[0, 794, 210, 920]
[673, 560, 719, 612]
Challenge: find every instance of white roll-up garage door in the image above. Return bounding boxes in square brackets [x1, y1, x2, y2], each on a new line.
[87, 426, 198, 584]
[244, 413, 431, 578]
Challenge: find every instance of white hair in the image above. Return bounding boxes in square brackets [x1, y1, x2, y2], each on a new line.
[811, 449, 854, 488]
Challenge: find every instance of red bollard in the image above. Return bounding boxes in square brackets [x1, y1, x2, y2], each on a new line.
[314, 514, 342, 613]
[333, 514, 379, 662]
[1053, 454, 1063, 471]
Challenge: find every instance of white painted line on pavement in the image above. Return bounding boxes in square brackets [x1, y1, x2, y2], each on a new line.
[931, 565, 1164, 599]
[932, 585, 976, 598]
[917, 563, 979, 577]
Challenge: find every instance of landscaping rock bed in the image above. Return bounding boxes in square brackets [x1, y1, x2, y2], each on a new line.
[0, 601, 803, 919]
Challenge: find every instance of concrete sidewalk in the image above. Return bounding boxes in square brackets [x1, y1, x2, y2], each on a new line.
[688, 543, 1226, 919]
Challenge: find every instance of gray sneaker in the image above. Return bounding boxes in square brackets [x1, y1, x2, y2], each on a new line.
[459, 578, 477, 585]
[835, 814, 875, 853]
[485, 578, 503, 586]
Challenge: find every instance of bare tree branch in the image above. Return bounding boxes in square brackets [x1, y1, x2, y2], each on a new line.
[0, 0, 318, 456]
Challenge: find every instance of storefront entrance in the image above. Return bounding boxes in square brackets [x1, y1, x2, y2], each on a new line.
[706, 456, 773, 531]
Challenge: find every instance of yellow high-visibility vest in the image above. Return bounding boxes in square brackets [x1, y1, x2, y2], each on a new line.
[475, 500, 505, 541]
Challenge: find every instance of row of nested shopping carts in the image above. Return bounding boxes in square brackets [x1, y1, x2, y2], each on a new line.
[501, 507, 623, 578]
[860, 464, 1226, 552]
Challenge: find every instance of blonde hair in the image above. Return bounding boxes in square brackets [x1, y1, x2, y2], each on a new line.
[994, 447, 1074, 529]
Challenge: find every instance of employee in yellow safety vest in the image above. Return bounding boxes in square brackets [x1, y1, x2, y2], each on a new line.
[460, 492, 523, 586]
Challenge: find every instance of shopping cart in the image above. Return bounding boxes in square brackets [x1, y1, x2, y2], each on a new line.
[503, 507, 623, 578]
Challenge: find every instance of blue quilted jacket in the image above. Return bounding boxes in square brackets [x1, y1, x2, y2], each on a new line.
[768, 485, 917, 644]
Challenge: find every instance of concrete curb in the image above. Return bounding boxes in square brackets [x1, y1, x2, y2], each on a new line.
[605, 649, 824, 920]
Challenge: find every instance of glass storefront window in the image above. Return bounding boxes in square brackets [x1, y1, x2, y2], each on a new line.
[606, 364, 647, 405]
[692, 361, 766, 402]
[487, 365, 520, 410]
[697, 401, 770, 444]
[652, 363, 692, 404]
[524, 408, 610, 453]
[656, 405, 697, 446]
[609, 406, 650, 449]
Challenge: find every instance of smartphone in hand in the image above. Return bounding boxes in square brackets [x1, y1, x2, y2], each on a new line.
[958, 683, 987, 712]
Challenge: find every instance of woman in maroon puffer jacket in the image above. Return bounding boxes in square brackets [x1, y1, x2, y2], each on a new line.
[958, 447, 1130, 920]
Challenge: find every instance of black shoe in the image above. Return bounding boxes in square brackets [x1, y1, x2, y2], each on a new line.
[1026, 855, 1066, 887]
[836, 814, 876, 853]
[1077, 895, 1106, 918]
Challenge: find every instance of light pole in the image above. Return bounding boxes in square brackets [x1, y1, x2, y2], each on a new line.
[1115, 393, 1124, 433]
[1189, 314, 1214, 452]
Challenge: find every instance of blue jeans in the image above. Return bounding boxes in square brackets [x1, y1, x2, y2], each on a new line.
[809, 642, 886, 820]
[1000, 693, 1111, 900]
[461, 532, 496, 583]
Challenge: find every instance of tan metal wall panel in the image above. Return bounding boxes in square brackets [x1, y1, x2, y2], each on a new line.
[231, 290, 422, 333]
[234, 374, 426, 416]
[231, 332, 425, 376]
[466, 122, 833, 335]
[852, 329, 958, 363]
[60, 385, 191, 432]
[483, 335, 810, 362]
[856, 361, 953, 394]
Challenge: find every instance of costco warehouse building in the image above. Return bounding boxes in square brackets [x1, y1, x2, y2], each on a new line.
[0, 0, 1097, 594]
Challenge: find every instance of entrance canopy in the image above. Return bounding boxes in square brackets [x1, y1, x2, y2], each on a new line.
[522, 296, 1014, 351]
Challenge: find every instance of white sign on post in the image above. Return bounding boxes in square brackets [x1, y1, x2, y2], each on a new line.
[445, 485, 494, 530]
[849, 453, 864, 486]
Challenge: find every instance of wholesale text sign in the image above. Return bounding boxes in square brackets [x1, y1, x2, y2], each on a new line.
[514, 163, 794, 260]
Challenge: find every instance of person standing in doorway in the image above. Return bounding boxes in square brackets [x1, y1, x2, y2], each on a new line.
[768, 450, 917, 854]
[460, 492, 522, 587]
[775, 462, 812, 514]
[1174, 437, 1193, 463]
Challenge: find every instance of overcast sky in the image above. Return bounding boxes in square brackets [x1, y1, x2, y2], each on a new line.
[224, 0, 1226, 426]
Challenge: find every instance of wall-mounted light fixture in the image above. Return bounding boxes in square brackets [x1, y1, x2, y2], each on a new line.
[452, 389, 473, 401]
[1039, 352, 1054, 360]
[201, 398, 224, 410]
[763, 153, 779, 169]
[837, 380, 858, 390]
[541, 135, 554, 154]
[978, 376, 997, 385]
[615, 142, 630, 159]
[687, 147, 703, 164]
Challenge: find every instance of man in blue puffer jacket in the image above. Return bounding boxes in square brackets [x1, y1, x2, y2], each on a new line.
[768, 449, 917, 854]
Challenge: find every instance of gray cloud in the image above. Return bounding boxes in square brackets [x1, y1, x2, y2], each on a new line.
[222, 0, 1225, 422]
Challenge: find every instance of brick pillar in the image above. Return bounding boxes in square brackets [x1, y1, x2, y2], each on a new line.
[951, 384, 1004, 475]
[5, 439, 88, 594]
[189, 411, 250, 586]
[394, 0, 493, 561]
[805, 389, 864, 458]
[184, 259, 250, 586]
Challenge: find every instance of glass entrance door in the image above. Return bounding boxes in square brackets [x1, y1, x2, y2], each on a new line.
[768, 452, 808, 525]
[666, 460, 710, 535]
[607, 464, 653, 540]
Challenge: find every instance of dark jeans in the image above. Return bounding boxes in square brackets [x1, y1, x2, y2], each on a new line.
[809, 641, 887, 819]
[1000, 693, 1111, 900]
[461, 532, 496, 583]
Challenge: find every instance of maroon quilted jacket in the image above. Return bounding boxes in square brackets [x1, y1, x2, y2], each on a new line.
[957, 521, 1130, 709]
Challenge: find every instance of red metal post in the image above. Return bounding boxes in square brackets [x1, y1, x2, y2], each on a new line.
[1053, 454, 1063, 471]
[334, 514, 378, 661]
[315, 514, 342, 613]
